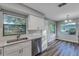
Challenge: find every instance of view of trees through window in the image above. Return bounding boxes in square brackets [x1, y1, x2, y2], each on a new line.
[49, 23, 56, 33]
[61, 22, 76, 35]
[3, 14, 26, 36]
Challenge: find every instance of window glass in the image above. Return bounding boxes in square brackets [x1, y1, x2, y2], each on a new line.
[3, 14, 26, 36]
[61, 22, 76, 35]
[49, 23, 56, 33]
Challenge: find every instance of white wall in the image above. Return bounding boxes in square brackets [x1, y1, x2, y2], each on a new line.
[56, 21, 78, 43]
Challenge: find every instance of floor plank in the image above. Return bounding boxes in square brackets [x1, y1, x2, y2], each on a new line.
[39, 39, 79, 56]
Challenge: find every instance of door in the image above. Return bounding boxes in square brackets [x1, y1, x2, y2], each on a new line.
[41, 20, 48, 51]
[77, 20, 79, 43]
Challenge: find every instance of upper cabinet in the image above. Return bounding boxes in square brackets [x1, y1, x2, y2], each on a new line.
[28, 15, 44, 30]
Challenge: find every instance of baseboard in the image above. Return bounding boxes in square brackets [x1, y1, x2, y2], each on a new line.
[56, 39, 79, 44]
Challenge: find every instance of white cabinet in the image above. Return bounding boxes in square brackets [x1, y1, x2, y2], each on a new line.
[0, 48, 3, 56]
[42, 35, 48, 51]
[18, 41, 32, 56]
[4, 43, 21, 56]
[28, 15, 44, 30]
[4, 41, 32, 56]
[21, 41, 32, 56]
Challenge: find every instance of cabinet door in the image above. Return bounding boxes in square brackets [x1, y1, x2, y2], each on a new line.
[18, 41, 32, 56]
[4, 49, 18, 56]
[18, 48, 23, 56]
[4, 44, 19, 56]
[0, 48, 3, 56]
[4, 41, 32, 56]
[37, 18, 44, 30]
[28, 15, 38, 30]
[28, 15, 44, 30]
[24, 41, 32, 56]
[18, 42, 31, 56]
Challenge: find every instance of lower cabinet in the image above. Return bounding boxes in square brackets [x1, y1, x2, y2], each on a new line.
[18, 41, 32, 56]
[4, 41, 32, 56]
[0, 48, 3, 56]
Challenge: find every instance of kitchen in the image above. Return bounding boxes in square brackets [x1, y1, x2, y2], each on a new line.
[0, 3, 56, 56]
[0, 3, 79, 56]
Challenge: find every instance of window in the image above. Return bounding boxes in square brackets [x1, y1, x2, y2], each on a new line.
[3, 14, 26, 36]
[61, 22, 76, 35]
[49, 23, 56, 33]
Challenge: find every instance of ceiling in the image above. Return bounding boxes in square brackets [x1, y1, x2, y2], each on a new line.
[23, 3, 79, 21]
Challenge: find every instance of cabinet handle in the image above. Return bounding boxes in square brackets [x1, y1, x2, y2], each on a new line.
[0, 49, 2, 55]
[19, 48, 23, 54]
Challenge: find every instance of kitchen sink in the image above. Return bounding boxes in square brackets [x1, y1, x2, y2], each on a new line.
[7, 37, 28, 43]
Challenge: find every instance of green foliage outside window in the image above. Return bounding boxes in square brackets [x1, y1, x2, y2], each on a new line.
[61, 22, 76, 35]
[3, 14, 26, 36]
[49, 23, 56, 33]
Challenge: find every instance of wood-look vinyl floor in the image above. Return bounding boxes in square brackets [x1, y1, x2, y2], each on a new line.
[39, 39, 79, 56]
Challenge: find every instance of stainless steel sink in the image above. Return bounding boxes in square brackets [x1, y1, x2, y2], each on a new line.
[7, 37, 28, 43]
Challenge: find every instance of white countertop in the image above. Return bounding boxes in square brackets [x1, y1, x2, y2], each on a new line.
[0, 33, 42, 48]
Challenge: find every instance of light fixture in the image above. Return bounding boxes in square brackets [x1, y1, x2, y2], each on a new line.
[64, 20, 68, 23]
[69, 20, 72, 22]
[64, 15, 72, 23]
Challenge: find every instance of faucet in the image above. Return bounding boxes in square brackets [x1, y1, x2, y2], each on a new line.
[17, 34, 20, 40]
[16, 27, 21, 40]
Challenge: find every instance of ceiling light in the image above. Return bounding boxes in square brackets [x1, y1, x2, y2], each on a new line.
[65, 15, 72, 23]
[69, 20, 72, 22]
[64, 20, 68, 23]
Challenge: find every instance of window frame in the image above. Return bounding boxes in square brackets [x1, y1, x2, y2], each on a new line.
[60, 21, 76, 35]
[3, 14, 26, 36]
[49, 22, 56, 33]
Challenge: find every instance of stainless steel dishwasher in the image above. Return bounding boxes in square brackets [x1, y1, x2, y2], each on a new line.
[32, 37, 42, 56]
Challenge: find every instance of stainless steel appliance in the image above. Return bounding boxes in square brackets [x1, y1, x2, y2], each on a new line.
[32, 37, 42, 56]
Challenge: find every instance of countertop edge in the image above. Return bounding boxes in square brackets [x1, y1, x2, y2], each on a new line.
[0, 36, 42, 48]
